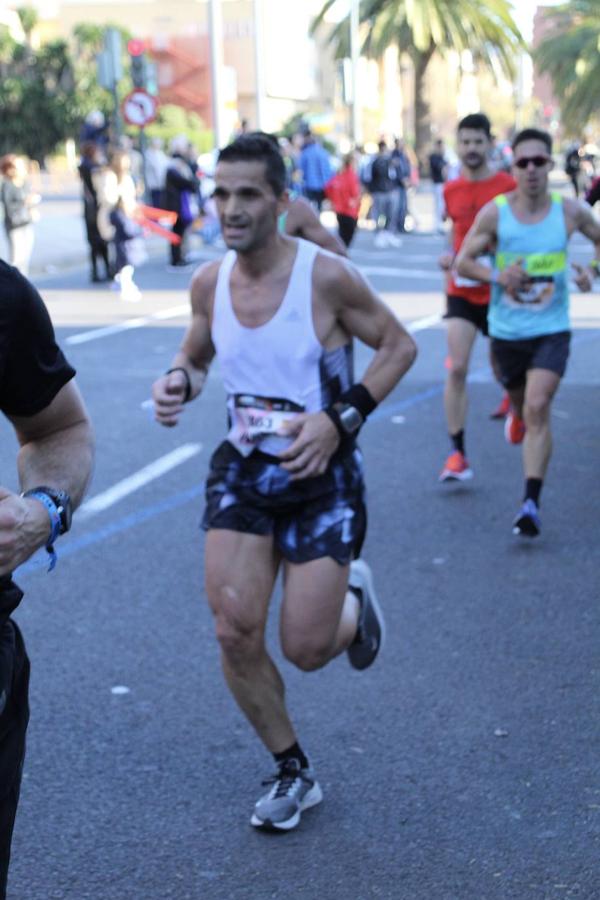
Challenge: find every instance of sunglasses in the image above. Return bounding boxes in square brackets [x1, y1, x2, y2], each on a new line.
[514, 155, 551, 169]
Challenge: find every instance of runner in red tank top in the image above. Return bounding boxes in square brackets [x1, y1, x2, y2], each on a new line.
[438, 113, 516, 483]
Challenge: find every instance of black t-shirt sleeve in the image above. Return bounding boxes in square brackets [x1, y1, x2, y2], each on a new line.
[0, 267, 76, 417]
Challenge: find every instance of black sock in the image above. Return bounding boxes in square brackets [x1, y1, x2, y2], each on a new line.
[524, 478, 542, 505]
[450, 429, 465, 455]
[274, 741, 309, 770]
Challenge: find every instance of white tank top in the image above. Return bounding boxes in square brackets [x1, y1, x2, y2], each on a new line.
[211, 237, 354, 456]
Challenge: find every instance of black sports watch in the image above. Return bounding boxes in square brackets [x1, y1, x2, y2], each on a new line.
[335, 403, 364, 435]
[23, 486, 72, 535]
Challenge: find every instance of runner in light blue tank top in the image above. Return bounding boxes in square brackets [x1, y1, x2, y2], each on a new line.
[489, 192, 570, 340]
[453, 126, 600, 540]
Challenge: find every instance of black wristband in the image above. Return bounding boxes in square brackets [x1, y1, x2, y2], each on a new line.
[324, 406, 346, 442]
[166, 367, 192, 403]
[339, 384, 377, 420]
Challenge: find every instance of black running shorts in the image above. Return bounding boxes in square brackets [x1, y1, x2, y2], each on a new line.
[445, 294, 489, 336]
[491, 331, 571, 389]
[202, 441, 366, 565]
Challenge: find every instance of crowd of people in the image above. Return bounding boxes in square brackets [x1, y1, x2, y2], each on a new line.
[1, 110, 600, 895]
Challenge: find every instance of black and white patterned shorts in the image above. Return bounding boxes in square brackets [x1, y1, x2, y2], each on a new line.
[202, 441, 367, 565]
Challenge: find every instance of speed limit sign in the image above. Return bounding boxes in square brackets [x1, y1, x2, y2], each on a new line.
[122, 89, 158, 127]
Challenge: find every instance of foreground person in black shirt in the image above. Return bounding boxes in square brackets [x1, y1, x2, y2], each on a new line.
[0, 261, 94, 898]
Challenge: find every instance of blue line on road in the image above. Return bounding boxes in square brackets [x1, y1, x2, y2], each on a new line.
[16, 329, 600, 578]
[17, 484, 205, 577]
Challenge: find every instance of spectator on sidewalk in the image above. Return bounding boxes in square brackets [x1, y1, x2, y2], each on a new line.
[95, 149, 144, 302]
[145, 137, 168, 209]
[164, 135, 200, 268]
[365, 141, 401, 248]
[325, 152, 361, 248]
[0, 155, 40, 277]
[565, 144, 582, 197]
[428, 138, 448, 233]
[299, 129, 332, 212]
[391, 138, 412, 234]
[78, 142, 111, 283]
[79, 110, 109, 152]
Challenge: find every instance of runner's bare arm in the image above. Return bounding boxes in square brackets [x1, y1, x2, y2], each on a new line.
[438, 223, 454, 270]
[455, 203, 499, 282]
[152, 262, 217, 427]
[287, 197, 347, 257]
[1, 380, 94, 574]
[563, 198, 600, 291]
[456, 202, 527, 296]
[327, 259, 417, 402]
[279, 257, 417, 480]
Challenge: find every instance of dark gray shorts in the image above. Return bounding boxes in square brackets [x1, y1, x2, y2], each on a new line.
[491, 331, 571, 389]
[202, 441, 366, 565]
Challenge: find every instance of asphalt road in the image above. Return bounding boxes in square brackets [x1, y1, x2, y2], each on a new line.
[3, 224, 600, 900]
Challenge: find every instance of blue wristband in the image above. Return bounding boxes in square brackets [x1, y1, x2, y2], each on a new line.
[23, 490, 61, 571]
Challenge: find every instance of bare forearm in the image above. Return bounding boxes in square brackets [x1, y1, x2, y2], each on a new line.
[169, 349, 211, 401]
[360, 331, 417, 403]
[455, 252, 492, 283]
[17, 420, 94, 509]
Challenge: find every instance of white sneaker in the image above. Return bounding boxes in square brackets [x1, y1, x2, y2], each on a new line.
[374, 231, 389, 249]
[386, 232, 403, 247]
[120, 283, 142, 302]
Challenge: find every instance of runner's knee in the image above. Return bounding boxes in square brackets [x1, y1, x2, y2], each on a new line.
[524, 395, 551, 425]
[209, 584, 264, 659]
[447, 358, 468, 381]
[281, 634, 333, 672]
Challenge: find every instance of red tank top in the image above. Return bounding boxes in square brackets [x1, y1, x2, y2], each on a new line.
[444, 171, 516, 305]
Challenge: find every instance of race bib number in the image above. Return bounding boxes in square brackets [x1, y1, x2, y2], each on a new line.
[453, 255, 492, 288]
[506, 276, 555, 309]
[227, 394, 304, 455]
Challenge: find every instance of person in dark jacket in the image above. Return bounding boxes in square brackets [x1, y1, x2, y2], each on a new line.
[78, 142, 111, 283]
[164, 136, 200, 268]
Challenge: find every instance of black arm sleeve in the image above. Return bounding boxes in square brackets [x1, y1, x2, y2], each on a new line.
[0, 264, 76, 417]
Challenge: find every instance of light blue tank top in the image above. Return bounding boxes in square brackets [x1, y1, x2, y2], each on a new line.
[489, 192, 570, 340]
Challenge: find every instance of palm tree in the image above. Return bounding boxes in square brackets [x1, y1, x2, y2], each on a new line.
[313, 0, 524, 160]
[534, 0, 600, 135]
[16, 5, 38, 47]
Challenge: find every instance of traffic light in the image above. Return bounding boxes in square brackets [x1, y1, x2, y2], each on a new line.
[128, 39, 147, 89]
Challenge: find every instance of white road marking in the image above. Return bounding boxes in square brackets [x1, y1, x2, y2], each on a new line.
[77, 443, 202, 519]
[66, 317, 147, 345]
[359, 265, 439, 279]
[65, 305, 190, 345]
[407, 314, 442, 332]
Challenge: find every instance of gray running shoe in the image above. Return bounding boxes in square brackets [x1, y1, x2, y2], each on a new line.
[250, 759, 323, 831]
[346, 559, 386, 670]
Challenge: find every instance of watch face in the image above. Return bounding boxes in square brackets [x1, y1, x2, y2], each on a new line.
[339, 405, 363, 434]
[56, 492, 73, 533]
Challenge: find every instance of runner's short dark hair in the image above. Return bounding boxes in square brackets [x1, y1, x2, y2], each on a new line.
[457, 113, 492, 138]
[512, 128, 552, 154]
[218, 132, 286, 196]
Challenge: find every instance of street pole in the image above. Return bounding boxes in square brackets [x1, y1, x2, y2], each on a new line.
[253, 0, 265, 131]
[208, 0, 227, 149]
[350, 0, 361, 146]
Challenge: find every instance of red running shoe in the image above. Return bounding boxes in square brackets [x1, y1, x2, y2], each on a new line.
[504, 411, 526, 444]
[439, 450, 473, 482]
[490, 392, 511, 419]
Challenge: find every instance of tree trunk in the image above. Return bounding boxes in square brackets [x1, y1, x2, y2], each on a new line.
[411, 44, 435, 170]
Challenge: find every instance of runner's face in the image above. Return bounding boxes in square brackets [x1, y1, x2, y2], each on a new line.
[213, 160, 284, 252]
[512, 139, 553, 198]
[457, 129, 490, 172]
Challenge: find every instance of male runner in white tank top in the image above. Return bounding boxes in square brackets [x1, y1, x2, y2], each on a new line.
[152, 133, 416, 832]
